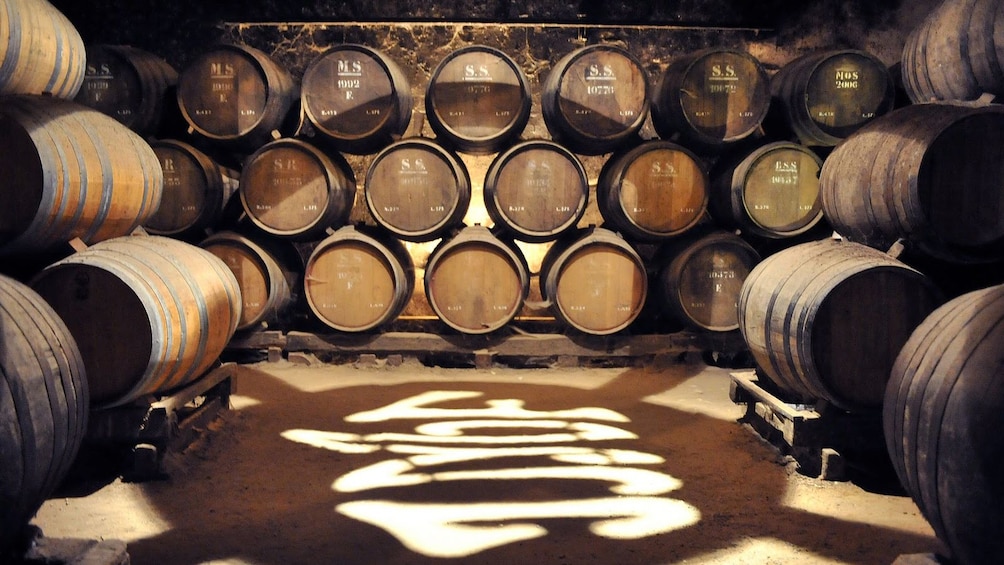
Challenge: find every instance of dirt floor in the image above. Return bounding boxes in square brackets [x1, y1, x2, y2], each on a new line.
[30, 356, 946, 565]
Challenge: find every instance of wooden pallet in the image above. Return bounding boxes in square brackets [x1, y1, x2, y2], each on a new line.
[7, 526, 129, 565]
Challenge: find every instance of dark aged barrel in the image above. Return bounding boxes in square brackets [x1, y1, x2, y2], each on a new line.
[239, 138, 356, 241]
[711, 141, 824, 239]
[885, 284, 1004, 565]
[738, 238, 943, 411]
[304, 224, 415, 332]
[483, 140, 588, 242]
[540, 226, 648, 335]
[30, 235, 241, 408]
[656, 230, 761, 332]
[0, 96, 163, 255]
[365, 138, 471, 242]
[0, 274, 87, 556]
[597, 140, 709, 241]
[0, 0, 85, 99]
[145, 139, 239, 238]
[301, 44, 412, 155]
[200, 230, 299, 332]
[541, 44, 649, 155]
[74, 44, 179, 137]
[425, 45, 532, 154]
[651, 48, 770, 149]
[176, 43, 298, 151]
[769, 49, 895, 147]
[424, 225, 529, 334]
[820, 103, 1004, 262]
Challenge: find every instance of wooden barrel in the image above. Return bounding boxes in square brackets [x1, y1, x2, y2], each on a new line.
[651, 48, 770, 149]
[738, 238, 943, 411]
[301, 44, 413, 155]
[424, 225, 529, 334]
[885, 284, 1004, 565]
[483, 140, 588, 242]
[710, 141, 824, 239]
[656, 230, 761, 332]
[425, 45, 531, 154]
[0, 274, 87, 555]
[596, 140, 709, 241]
[769, 49, 895, 147]
[364, 137, 471, 242]
[145, 139, 239, 238]
[29, 235, 241, 408]
[239, 138, 356, 240]
[0, 0, 85, 99]
[540, 226, 648, 335]
[74, 44, 179, 137]
[304, 224, 415, 332]
[0, 95, 163, 255]
[176, 43, 298, 151]
[820, 103, 1004, 262]
[200, 230, 299, 332]
[541, 44, 649, 155]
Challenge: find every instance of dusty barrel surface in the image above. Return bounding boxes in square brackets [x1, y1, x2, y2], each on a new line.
[0, 274, 88, 555]
[304, 224, 415, 332]
[239, 138, 356, 240]
[74, 44, 179, 136]
[0, 95, 163, 255]
[770, 49, 895, 146]
[364, 138, 471, 242]
[424, 225, 529, 334]
[425, 45, 531, 154]
[738, 238, 943, 411]
[885, 284, 1004, 565]
[0, 0, 85, 99]
[651, 48, 770, 149]
[540, 226, 648, 335]
[146, 139, 238, 238]
[483, 140, 588, 242]
[29, 235, 241, 408]
[597, 140, 709, 241]
[301, 44, 412, 154]
[541, 44, 650, 155]
[819, 103, 1004, 261]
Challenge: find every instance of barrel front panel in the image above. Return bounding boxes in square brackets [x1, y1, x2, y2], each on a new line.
[0, 116, 45, 245]
[306, 241, 398, 331]
[801, 52, 894, 141]
[670, 241, 757, 332]
[241, 144, 333, 234]
[426, 242, 525, 333]
[612, 145, 708, 237]
[203, 242, 270, 329]
[739, 144, 822, 236]
[178, 51, 268, 139]
[147, 143, 211, 234]
[75, 47, 143, 129]
[554, 245, 646, 334]
[674, 51, 769, 142]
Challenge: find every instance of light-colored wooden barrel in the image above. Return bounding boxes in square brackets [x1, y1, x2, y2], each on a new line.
[301, 44, 412, 155]
[483, 140, 588, 242]
[29, 235, 241, 408]
[0, 95, 163, 255]
[425, 45, 531, 154]
[0, 0, 85, 99]
[597, 140, 709, 241]
[0, 274, 87, 555]
[424, 225, 529, 334]
[738, 238, 943, 411]
[539, 226, 648, 335]
[304, 224, 415, 332]
[541, 44, 649, 155]
[145, 139, 238, 238]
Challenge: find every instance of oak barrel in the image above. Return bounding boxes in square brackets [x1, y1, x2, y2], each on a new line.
[239, 138, 356, 240]
[539, 226, 648, 335]
[301, 44, 412, 154]
[0, 95, 163, 255]
[885, 284, 1004, 565]
[425, 45, 531, 154]
[364, 137, 471, 242]
[483, 140, 588, 242]
[0, 274, 87, 555]
[738, 238, 942, 411]
[0, 0, 85, 99]
[597, 140, 709, 241]
[541, 44, 649, 155]
[30, 235, 241, 408]
[304, 224, 415, 332]
[424, 225, 529, 334]
[146, 139, 238, 238]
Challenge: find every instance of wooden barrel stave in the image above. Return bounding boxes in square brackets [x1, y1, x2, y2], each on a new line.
[0, 0, 85, 100]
